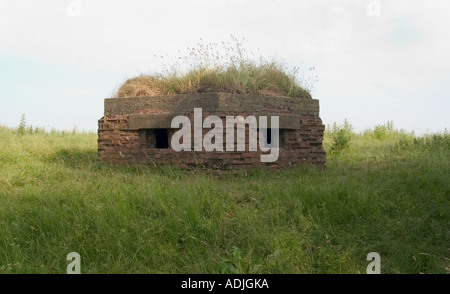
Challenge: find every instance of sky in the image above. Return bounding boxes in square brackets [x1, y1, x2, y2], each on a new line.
[1, 0, 449, 134]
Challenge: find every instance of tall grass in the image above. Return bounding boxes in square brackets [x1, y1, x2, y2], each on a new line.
[114, 37, 312, 98]
[0, 123, 448, 274]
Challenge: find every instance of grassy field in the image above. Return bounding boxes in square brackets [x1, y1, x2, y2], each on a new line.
[0, 123, 448, 274]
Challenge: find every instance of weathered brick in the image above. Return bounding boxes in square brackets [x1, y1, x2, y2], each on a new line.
[98, 93, 326, 169]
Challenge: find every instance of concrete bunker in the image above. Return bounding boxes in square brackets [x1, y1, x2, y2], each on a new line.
[98, 92, 326, 169]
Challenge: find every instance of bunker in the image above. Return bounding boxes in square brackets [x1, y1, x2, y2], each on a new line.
[98, 92, 326, 169]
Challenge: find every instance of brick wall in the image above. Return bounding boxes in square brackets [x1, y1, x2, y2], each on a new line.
[98, 93, 326, 169]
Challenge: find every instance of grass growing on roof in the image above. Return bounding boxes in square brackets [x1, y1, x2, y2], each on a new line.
[114, 37, 313, 98]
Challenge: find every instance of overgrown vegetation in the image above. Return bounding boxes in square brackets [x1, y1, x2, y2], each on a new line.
[16, 114, 43, 136]
[0, 121, 448, 274]
[327, 120, 353, 157]
[114, 37, 313, 98]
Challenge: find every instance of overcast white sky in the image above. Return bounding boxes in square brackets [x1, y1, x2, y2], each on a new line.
[1, 0, 449, 134]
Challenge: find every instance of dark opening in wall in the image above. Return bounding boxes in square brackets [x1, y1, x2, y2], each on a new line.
[266, 128, 272, 145]
[258, 128, 273, 147]
[279, 129, 288, 146]
[154, 129, 169, 149]
[257, 128, 289, 147]
[140, 129, 169, 149]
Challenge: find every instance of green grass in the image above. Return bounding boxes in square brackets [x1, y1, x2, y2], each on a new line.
[0, 124, 448, 274]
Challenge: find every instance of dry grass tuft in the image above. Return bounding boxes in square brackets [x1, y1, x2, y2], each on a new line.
[114, 37, 314, 99]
